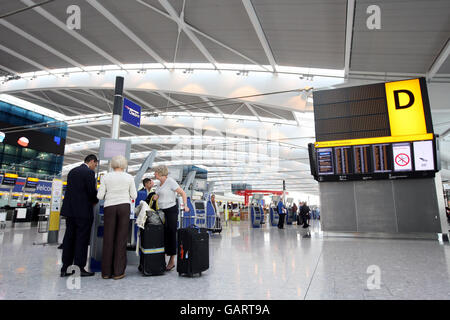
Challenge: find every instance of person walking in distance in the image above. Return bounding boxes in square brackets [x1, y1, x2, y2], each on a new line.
[300, 201, 311, 228]
[277, 198, 286, 229]
[60, 155, 99, 277]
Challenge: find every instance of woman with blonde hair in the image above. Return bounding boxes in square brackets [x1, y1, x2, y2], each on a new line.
[152, 165, 189, 271]
[97, 155, 137, 279]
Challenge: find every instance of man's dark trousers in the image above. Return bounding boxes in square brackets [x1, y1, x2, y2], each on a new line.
[278, 213, 285, 229]
[62, 217, 93, 269]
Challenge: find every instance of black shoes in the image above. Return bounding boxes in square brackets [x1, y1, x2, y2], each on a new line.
[80, 269, 95, 277]
[60, 269, 74, 277]
[60, 266, 95, 277]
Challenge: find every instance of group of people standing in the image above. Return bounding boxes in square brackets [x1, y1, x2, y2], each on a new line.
[276, 199, 311, 229]
[59, 154, 189, 280]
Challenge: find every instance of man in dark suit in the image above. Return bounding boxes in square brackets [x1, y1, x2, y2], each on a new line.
[60, 154, 99, 277]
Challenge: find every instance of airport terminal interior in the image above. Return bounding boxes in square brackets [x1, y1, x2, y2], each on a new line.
[0, 0, 450, 300]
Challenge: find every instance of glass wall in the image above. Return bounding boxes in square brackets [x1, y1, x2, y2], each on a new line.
[0, 101, 67, 177]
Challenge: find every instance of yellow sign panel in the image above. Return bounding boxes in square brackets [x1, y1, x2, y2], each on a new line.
[315, 78, 432, 148]
[385, 78, 427, 137]
[48, 178, 63, 232]
[5, 173, 18, 178]
[49, 211, 60, 231]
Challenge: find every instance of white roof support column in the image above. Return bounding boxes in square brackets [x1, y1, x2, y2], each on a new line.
[244, 102, 261, 122]
[242, 0, 277, 73]
[79, 89, 112, 112]
[200, 96, 225, 117]
[136, 0, 270, 72]
[21, 0, 124, 69]
[344, 0, 355, 78]
[0, 44, 53, 74]
[252, 104, 285, 120]
[0, 64, 20, 77]
[21, 91, 82, 115]
[158, 0, 218, 69]
[86, 0, 168, 68]
[51, 90, 106, 114]
[0, 20, 86, 71]
[427, 39, 450, 82]
[157, 91, 193, 116]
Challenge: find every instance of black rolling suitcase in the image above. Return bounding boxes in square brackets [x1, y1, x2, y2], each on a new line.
[139, 206, 166, 276]
[177, 226, 209, 277]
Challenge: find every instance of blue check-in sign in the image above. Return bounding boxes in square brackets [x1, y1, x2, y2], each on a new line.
[122, 98, 141, 127]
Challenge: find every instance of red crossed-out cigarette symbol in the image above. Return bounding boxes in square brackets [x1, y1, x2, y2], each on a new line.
[395, 153, 410, 166]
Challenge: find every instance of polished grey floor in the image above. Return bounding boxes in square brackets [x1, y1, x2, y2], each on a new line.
[1, 220, 450, 300]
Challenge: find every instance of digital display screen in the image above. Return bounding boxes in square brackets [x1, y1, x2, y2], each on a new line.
[413, 140, 434, 171]
[103, 140, 127, 158]
[335, 146, 352, 175]
[354, 145, 371, 174]
[313, 83, 391, 142]
[392, 143, 412, 172]
[317, 148, 334, 175]
[372, 144, 391, 173]
[314, 140, 435, 181]
[99, 138, 131, 161]
[0, 121, 66, 155]
[194, 202, 205, 210]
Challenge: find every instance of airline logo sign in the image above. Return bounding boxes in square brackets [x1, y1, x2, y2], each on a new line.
[122, 98, 141, 128]
[385, 78, 428, 138]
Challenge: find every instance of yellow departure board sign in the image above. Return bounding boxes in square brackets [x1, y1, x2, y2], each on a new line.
[314, 77, 434, 148]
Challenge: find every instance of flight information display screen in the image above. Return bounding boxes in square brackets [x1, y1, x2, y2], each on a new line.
[314, 140, 436, 182]
[311, 78, 437, 182]
[353, 145, 371, 174]
[317, 148, 334, 175]
[372, 144, 391, 173]
[335, 146, 352, 175]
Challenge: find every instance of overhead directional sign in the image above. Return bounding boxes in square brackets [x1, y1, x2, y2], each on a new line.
[122, 98, 141, 128]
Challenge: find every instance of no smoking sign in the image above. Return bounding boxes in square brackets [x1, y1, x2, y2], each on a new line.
[395, 153, 410, 166]
[393, 143, 412, 171]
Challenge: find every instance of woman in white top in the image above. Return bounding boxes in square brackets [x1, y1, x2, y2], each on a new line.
[152, 165, 189, 271]
[97, 155, 137, 280]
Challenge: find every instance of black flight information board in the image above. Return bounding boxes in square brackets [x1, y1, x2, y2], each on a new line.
[317, 148, 334, 175]
[310, 78, 437, 182]
[313, 140, 437, 182]
[353, 145, 371, 174]
[335, 146, 352, 175]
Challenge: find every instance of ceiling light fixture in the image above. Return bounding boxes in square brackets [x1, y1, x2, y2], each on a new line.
[236, 70, 249, 76]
